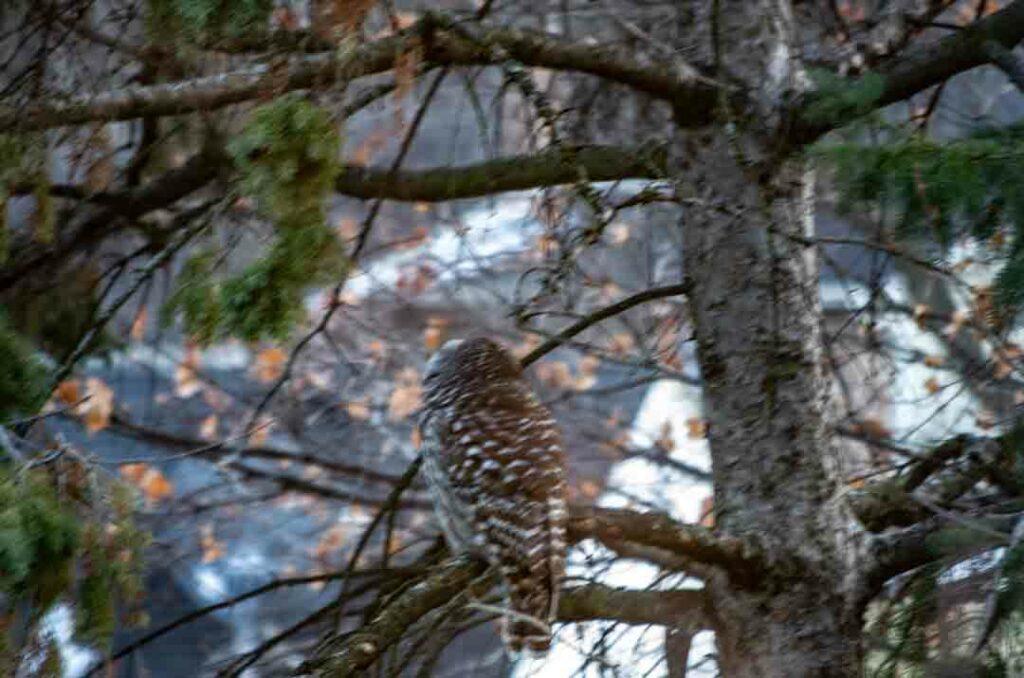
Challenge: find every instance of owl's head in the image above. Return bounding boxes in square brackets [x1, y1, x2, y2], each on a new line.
[423, 337, 522, 403]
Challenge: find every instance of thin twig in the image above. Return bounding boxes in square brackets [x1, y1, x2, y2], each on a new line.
[519, 283, 688, 367]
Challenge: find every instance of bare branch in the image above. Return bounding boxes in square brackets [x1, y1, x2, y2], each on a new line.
[335, 144, 666, 202]
[557, 584, 708, 628]
[0, 144, 226, 293]
[520, 282, 687, 367]
[568, 504, 765, 586]
[82, 570, 400, 677]
[866, 513, 1016, 596]
[852, 436, 1002, 532]
[316, 557, 488, 678]
[314, 556, 709, 677]
[106, 415, 412, 486]
[0, 20, 717, 132]
[794, 0, 1024, 139]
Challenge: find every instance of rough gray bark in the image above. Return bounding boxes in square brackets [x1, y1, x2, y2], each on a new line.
[673, 3, 869, 675]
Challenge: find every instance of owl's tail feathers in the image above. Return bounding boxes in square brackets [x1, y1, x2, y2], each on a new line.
[501, 583, 557, 655]
[501, 610, 553, 655]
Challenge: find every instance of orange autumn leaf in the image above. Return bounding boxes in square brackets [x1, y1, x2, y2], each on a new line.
[202, 388, 230, 412]
[579, 479, 601, 499]
[306, 567, 328, 591]
[393, 44, 423, 105]
[952, 257, 975, 273]
[388, 383, 422, 421]
[836, 0, 865, 22]
[313, 524, 348, 560]
[943, 311, 968, 339]
[661, 351, 684, 371]
[253, 347, 287, 383]
[346, 400, 371, 421]
[656, 421, 676, 452]
[578, 355, 601, 376]
[512, 335, 541, 360]
[386, 533, 406, 556]
[990, 229, 1008, 249]
[120, 463, 174, 504]
[349, 127, 388, 166]
[395, 264, 437, 295]
[312, 0, 373, 39]
[923, 355, 944, 368]
[912, 304, 930, 329]
[857, 418, 892, 440]
[575, 354, 601, 389]
[411, 426, 422, 449]
[248, 417, 273, 447]
[199, 524, 224, 564]
[53, 379, 81, 407]
[336, 217, 359, 240]
[983, 1, 1003, 17]
[232, 195, 254, 212]
[395, 366, 420, 383]
[686, 417, 707, 439]
[599, 281, 622, 303]
[368, 339, 386, 362]
[423, 325, 444, 352]
[199, 414, 218, 441]
[957, 0, 1000, 24]
[700, 495, 715, 529]
[393, 10, 418, 30]
[272, 6, 300, 30]
[82, 377, 114, 434]
[607, 222, 630, 246]
[608, 333, 635, 356]
[130, 307, 148, 342]
[174, 347, 202, 398]
[536, 361, 573, 390]
[924, 377, 941, 395]
[119, 463, 147, 484]
[846, 476, 866, 490]
[574, 372, 598, 392]
[390, 226, 430, 252]
[141, 469, 173, 503]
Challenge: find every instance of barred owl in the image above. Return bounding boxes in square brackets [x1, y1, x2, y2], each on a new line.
[419, 337, 568, 654]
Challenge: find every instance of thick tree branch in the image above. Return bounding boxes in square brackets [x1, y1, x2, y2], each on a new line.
[10, 143, 663, 276]
[5, 5, 1023, 145]
[852, 436, 1002, 532]
[334, 144, 667, 201]
[866, 513, 1016, 597]
[794, 0, 1024, 139]
[568, 504, 765, 586]
[314, 555, 709, 677]
[107, 414, 412, 487]
[557, 584, 708, 627]
[0, 144, 225, 293]
[0, 21, 717, 132]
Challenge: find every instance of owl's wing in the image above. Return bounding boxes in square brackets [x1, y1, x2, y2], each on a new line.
[451, 401, 567, 654]
[419, 410, 487, 557]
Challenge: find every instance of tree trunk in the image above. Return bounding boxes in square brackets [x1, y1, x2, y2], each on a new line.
[673, 2, 869, 675]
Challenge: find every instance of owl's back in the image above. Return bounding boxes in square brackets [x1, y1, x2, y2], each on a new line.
[419, 338, 568, 654]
